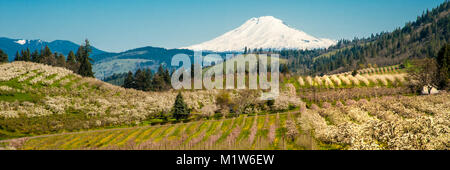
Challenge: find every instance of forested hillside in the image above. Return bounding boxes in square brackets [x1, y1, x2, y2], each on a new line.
[281, 1, 450, 75]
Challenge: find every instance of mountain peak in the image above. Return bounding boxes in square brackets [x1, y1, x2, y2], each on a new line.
[182, 16, 336, 52]
[248, 16, 282, 23]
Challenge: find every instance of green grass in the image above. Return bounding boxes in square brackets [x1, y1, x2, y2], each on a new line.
[237, 116, 254, 141]
[0, 92, 42, 103]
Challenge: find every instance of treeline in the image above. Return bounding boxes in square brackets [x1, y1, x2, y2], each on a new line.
[280, 1, 450, 75]
[122, 64, 172, 91]
[0, 39, 95, 77]
[110, 61, 291, 91]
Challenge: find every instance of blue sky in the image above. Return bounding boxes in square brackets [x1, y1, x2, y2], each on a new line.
[0, 0, 445, 52]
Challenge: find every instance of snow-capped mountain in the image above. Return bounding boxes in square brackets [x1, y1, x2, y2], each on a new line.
[182, 16, 336, 52]
[0, 37, 106, 61]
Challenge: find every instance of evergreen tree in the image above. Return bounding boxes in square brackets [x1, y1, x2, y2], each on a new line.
[151, 74, 166, 91]
[23, 48, 31, 61]
[152, 64, 170, 90]
[14, 51, 20, 61]
[123, 71, 135, 89]
[134, 69, 148, 91]
[19, 50, 25, 61]
[56, 53, 66, 67]
[163, 67, 170, 84]
[31, 50, 39, 62]
[0, 49, 8, 63]
[157, 64, 165, 75]
[66, 51, 78, 72]
[78, 39, 94, 77]
[42, 45, 52, 57]
[20, 50, 25, 61]
[75, 46, 84, 63]
[436, 44, 450, 89]
[172, 92, 189, 120]
[41, 46, 56, 65]
[67, 51, 76, 63]
[145, 68, 153, 90]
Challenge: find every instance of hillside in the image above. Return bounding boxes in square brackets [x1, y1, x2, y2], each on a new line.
[0, 62, 220, 139]
[284, 1, 450, 75]
[0, 62, 449, 150]
[92, 46, 195, 79]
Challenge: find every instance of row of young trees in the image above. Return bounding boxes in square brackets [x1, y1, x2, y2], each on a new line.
[122, 64, 172, 91]
[1, 39, 94, 77]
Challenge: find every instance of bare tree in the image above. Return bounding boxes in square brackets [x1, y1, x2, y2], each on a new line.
[406, 58, 438, 94]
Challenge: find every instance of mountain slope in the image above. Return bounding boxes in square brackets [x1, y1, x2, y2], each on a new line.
[92, 46, 194, 79]
[182, 16, 336, 52]
[296, 1, 450, 75]
[0, 37, 106, 61]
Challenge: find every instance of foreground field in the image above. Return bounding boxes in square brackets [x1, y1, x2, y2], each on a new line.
[3, 92, 448, 150]
[0, 62, 448, 150]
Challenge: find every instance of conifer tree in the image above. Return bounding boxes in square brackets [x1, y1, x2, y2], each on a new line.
[151, 74, 165, 91]
[31, 50, 39, 62]
[437, 44, 450, 89]
[0, 49, 8, 63]
[134, 69, 148, 91]
[152, 64, 170, 90]
[56, 53, 66, 67]
[123, 71, 135, 89]
[42, 45, 52, 58]
[14, 51, 20, 61]
[145, 68, 153, 90]
[163, 67, 171, 84]
[23, 48, 31, 61]
[66, 51, 78, 72]
[77, 39, 94, 77]
[172, 92, 189, 120]
[75, 46, 84, 63]
[40, 46, 56, 65]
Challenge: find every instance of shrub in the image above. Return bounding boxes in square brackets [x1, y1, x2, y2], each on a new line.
[213, 112, 223, 120]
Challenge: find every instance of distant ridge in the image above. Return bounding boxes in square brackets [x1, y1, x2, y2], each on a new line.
[0, 37, 106, 61]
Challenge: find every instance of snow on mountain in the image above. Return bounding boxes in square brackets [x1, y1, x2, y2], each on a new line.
[0, 37, 106, 61]
[14, 39, 27, 45]
[182, 16, 337, 52]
